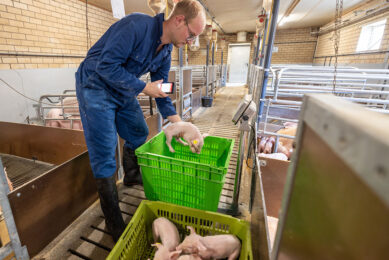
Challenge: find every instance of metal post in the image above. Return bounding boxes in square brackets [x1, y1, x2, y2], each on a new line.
[0, 159, 29, 259]
[259, 15, 269, 67]
[257, 0, 281, 123]
[205, 42, 210, 97]
[211, 41, 215, 96]
[255, 34, 261, 65]
[179, 47, 184, 117]
[117, 135, 124, 181]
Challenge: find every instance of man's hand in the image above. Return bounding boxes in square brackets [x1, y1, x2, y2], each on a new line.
[142, 79, 168, 98]
[167, 114, 181, 123]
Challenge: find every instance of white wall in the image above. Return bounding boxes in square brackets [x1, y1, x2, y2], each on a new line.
[0, 68, 77, 123]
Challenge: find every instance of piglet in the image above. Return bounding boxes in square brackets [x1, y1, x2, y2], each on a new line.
[176, 226, 202, 254]
[177, 226, 241, 260]
[163, 122, 207, 154]
[152, 243, 182, 260]
[152, 217, 181, 251]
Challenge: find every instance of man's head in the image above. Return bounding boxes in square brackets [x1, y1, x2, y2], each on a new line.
[166, 0, 206, 48]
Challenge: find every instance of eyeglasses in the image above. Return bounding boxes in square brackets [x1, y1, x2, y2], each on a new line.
[184, 19, 197, 42]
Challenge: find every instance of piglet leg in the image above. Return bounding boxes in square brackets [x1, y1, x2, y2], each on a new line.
[175, 137, 188, 146]
[165, 135, 176, 153]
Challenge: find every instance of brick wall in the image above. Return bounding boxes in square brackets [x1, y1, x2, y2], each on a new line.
[172, 32, 256, 66]
[272, 27, 318, 64]
[0, 0, 115, 69]
[177, 28, 318, 66]
[314, 0, 389, 66]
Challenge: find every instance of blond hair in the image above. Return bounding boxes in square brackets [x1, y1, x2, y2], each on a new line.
[169, 0, 205, 22]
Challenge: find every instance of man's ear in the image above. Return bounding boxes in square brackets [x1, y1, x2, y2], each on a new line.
[174, 14, 185, 25]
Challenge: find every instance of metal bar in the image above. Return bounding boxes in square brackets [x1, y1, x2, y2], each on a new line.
[257, 0, 281, 123]
[205, 43, 209, 97]
[0, 159, 29, 259]
[259, 14, 269, 67]
[179, 47, 184, 118]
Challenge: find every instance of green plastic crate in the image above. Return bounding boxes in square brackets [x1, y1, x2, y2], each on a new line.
[107, 201, 253, 260]
[135, 132, 234, 212]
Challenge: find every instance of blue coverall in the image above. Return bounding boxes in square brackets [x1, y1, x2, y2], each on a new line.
[75, 13, 177, 178]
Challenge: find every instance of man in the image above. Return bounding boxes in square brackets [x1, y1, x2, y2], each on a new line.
[75, 0, 206, 242]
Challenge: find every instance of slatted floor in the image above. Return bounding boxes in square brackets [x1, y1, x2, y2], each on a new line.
[35, 86, 247, 259]
[0, 153, 55, 189]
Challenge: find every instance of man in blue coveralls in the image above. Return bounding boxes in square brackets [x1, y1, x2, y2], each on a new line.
[75, 0, 206, 241]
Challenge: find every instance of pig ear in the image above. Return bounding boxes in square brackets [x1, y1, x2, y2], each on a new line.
[202, 133, 209, 139]
[187, 226, 196, 234]
[197, 238, 208, 252]
[169, 250, 182, 260]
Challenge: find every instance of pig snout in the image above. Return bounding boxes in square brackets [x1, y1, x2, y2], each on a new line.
[152, 217, 180, 252]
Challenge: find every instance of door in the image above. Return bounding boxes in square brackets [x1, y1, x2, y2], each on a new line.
[228, 44, 251, 83]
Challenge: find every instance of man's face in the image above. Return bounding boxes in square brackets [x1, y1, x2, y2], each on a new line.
[172, 14, 205, 48]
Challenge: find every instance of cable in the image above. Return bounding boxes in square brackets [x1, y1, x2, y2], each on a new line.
[86, 0, 92, 50]
[0, 77, 78, 106]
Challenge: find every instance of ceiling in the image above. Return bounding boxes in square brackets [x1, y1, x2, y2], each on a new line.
[87, 0, 367, 33]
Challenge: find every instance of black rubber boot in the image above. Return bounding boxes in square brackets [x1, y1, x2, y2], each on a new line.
[122, 146, 143, 186]
[95, 175, 126, 242]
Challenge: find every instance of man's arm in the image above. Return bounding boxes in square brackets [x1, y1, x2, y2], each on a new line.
[150, 52, 179, 120]
[95, 19, 146, 96]
[167, 114, 181, 123]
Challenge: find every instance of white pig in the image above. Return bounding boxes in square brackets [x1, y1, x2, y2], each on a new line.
[152, 217, 181, 252]
[152, 243, 182, 260]
[177, 226, 241, 260]
[163, 122, 207, 154]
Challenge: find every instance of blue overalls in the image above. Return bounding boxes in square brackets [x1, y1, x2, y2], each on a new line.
[75, 13, 176, 178]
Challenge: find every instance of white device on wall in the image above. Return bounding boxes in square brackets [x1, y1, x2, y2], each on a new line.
[232, 94, 257, 131]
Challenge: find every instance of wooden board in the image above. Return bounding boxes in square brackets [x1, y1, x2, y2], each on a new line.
[259, 157, 289, 218]
[273, 94, 389, 260]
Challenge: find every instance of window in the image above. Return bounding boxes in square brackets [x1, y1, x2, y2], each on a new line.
[356, 19, 386, 52]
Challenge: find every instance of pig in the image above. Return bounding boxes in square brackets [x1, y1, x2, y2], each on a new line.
[259, 152, 288, 161]
[163, 122, 207, 154]
[276, 122, 297, 159]
[45, 97, 83, 130]
[152, 217, 181, 252]
[177, 226, 241, 260]
[152, 243, 182, 260]
[258, 136, 268, 153]
[263, 137, 275, 154]
[176, 226, 202, 254]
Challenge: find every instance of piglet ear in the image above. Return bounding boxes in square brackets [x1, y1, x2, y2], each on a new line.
[202, 133, 209, 139]
[197, 238, 208, 252]
[169, 250, 182, 260]
[187, 226, 196, 234]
